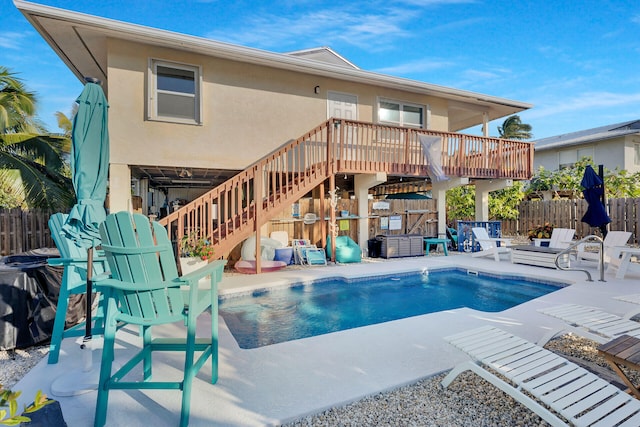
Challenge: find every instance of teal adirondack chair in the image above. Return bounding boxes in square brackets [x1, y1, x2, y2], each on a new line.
[47, 213, 109, 364]
[94, 212, 226, 427]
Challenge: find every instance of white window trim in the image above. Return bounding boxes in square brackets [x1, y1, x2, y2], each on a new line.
[148, 59, 202, 125]
[376, 97, 428, 129]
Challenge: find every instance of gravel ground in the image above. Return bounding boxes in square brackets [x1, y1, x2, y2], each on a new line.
[1, 334, 627, 427]
[0, 344, 49, 389]
[283, 334, 626, 427]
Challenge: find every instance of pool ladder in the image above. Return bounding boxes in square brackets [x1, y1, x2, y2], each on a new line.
[554, 235, 605, 282]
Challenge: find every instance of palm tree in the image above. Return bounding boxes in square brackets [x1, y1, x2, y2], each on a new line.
[0, 66, 73, 209]
[55, 107, 75, 139]
[0, 66, 37, 133]
[498, 115, 533, 140]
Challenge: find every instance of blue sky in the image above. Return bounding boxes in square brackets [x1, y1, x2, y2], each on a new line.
[2, 0, 640, 139]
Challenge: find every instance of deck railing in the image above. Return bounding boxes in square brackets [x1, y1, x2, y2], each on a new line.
[159, 118, 533, 259]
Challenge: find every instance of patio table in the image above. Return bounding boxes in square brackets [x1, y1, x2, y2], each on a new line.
[598, 334, 640, 399]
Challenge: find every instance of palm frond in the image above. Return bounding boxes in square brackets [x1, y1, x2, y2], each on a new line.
[0, 152, 74, 210]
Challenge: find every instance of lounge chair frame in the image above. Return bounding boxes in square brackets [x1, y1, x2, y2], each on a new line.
[443, 325, 640, 426]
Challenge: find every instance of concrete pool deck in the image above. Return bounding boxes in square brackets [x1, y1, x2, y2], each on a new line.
[14, 253, 640, 426]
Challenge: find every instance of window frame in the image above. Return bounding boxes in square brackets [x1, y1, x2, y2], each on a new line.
[148, 59, 202, 125]
[376, 98, 427, 129]
[558, 149, 577, 169]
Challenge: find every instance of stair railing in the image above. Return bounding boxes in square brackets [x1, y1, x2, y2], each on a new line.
[159, 118, 534, 260]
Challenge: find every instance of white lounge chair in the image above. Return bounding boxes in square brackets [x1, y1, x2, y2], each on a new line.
[443, 325, 640, 427]
[471, 227, 512, 261]
[575, 231, 631, 271]
[538, 303, 640, 340]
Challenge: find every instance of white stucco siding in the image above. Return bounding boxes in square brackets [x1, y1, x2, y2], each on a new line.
[624, 135, 640, 173]
[106, 39, 451, 172]
[533, 137, 627, 172]
[594, 139, 625, 170]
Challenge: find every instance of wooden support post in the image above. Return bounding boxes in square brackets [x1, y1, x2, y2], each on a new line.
[329, 174, 336, 262]
[319, 181, 326, 248]
[254, 165, 262, 274]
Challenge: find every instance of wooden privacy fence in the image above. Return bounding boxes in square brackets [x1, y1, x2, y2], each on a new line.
[3, 197, 638, 256]
[501, 198, 640, 244]
[0, 209, 56, 256]
[268, 198, 438, 247]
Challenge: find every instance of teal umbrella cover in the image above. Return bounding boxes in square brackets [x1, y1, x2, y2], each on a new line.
[62, 79, 109, 343]
[62, 81, 109, 248]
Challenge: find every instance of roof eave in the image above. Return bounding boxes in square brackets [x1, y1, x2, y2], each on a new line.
[14, 0, 532, 114]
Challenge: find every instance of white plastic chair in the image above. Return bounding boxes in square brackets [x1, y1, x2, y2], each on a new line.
[471, 227, 512, 262]
[576, 230, 631, 271]
[535, 228, 575, 249]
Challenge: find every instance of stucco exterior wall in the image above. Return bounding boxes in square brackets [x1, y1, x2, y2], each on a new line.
[106, 38, 450, 171]
[534, 137, 627, 172]
[625, 135, 640, 173]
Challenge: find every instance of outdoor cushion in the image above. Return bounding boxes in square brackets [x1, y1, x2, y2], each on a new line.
[326, 235, 362, 263]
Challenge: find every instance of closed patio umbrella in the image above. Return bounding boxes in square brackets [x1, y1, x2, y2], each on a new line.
[580, 165, 610, 230]
[61, 77, 109, 345]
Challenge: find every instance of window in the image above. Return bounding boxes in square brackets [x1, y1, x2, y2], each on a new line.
[577, 147, 593, 163]
[635, 143, 640, 166]
[149, 60, 201, 124]
[378, 99, 425, 128]
[559, 147, 593, 169]
[558, 149, 576, 169]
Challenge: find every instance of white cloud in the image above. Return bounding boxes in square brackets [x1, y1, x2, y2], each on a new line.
[0, 32, 26, 49]
[526, 91, 640, 120]
[205, 5, 422, 52]
[375, 58, 454, 74]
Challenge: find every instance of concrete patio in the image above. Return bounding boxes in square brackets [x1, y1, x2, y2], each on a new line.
[14, 253, 640, 426]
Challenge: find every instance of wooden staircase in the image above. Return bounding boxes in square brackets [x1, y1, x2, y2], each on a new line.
[159, 118, 534, 266]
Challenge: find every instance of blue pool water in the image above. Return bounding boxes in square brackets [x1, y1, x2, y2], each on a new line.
[219, 269, 564, 349]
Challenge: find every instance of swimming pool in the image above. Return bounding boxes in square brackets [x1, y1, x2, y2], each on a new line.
[219, 268, 564, 349]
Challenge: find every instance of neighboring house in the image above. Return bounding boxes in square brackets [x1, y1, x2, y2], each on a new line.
[534, 120, 640, 173]
[16, 1, 534, 260]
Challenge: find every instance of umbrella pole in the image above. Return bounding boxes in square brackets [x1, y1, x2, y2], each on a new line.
[83, 247, 94, 345]
[598, 165, 608, 238]
[51, 245, 100, 395]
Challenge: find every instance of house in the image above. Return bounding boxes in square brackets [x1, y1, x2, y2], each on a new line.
[16, 1, 534, 262]
[534, 120, 640, 173]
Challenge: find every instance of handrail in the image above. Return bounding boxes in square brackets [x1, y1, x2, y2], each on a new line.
[554, 235, 605, 282]
[158, 118, 534, 262]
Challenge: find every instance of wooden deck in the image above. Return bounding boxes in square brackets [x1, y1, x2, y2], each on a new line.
[159, 119, 534, 263]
